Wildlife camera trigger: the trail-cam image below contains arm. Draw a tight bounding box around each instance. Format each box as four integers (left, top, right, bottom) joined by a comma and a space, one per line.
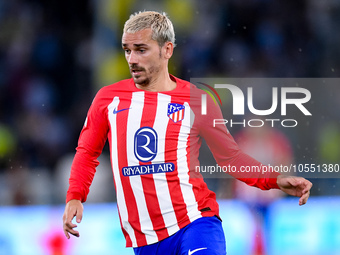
195, 89, 313, 203
195, 91, 279, 190
63, 88, 109, 238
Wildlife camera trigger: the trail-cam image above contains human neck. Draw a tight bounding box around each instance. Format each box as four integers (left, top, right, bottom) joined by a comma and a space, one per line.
135, 70, 176, 92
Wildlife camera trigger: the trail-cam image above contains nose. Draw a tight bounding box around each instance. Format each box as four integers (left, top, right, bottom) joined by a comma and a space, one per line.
127, 51, 138, 65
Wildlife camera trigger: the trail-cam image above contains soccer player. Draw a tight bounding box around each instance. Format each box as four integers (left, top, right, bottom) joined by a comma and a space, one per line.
63, 11, 312, 255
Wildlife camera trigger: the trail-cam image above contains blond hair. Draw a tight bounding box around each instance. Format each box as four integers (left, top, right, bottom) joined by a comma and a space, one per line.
123, 11, 176, 47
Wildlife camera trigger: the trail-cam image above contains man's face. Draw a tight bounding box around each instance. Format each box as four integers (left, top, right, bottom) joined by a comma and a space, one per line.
122, 28, 163, 86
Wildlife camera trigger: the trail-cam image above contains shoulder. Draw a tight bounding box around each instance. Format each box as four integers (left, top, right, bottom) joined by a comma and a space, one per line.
89, 78, 134, 110
170, 75, 205, 99
171, 75, 200, 91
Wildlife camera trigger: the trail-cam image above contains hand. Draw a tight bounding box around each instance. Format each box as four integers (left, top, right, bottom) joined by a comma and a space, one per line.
277, 175, 312, 206
63, 199, 84, 239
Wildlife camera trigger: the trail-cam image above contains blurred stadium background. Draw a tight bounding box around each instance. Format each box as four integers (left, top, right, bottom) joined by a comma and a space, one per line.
0, 0, 340, 254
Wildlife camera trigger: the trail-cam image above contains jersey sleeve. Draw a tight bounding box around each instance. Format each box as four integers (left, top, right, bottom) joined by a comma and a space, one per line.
66, 88, 109, 203
195, 91, 280, 190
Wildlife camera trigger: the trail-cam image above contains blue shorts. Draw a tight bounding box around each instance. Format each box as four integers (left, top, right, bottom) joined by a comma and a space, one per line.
133, 216, 226, 255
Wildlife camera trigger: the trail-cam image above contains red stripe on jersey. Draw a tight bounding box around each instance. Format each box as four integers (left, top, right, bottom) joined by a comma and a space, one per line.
139, 93, 168, 241
165, 98, 190, 229
114, 95, 147, 247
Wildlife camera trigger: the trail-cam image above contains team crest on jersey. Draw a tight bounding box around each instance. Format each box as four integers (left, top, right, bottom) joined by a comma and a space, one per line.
167, 103, 185, 123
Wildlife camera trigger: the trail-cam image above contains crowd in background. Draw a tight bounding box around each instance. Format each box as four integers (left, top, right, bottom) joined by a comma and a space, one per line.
0, 0, 340, 206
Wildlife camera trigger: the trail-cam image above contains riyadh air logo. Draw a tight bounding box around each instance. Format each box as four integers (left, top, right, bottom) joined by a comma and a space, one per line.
167, 103, 185, 123
134, 127, 158, 162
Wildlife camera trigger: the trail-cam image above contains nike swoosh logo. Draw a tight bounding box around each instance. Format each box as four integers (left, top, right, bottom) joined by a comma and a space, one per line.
113, 107, 130, 114
188, 247, 207, 255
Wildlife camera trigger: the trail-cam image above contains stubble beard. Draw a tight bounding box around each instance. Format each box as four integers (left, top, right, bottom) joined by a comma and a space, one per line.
131, 64, 161, 87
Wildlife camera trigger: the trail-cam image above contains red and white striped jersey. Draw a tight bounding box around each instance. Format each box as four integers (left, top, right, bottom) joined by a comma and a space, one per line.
66, 75, 279, 247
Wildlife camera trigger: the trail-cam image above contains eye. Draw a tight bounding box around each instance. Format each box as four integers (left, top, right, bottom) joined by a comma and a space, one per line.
124, 49, 131, 54
139, 49, 146, 53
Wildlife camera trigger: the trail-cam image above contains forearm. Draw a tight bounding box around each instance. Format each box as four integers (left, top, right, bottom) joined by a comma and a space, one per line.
219, 151, 280, 190
66, 147, 100, 203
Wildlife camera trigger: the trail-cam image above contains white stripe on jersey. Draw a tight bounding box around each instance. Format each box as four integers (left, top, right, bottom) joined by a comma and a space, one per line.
108, 97, 137, 247
174, 111, 178, 122
152, 93, 180, 236
178, 109, 183, 122
177, 102, 201, 222
126, 92, 158, 244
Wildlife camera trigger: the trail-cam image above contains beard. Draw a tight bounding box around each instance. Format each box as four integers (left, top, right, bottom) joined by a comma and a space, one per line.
130, 70, 149, 86
130, 64, 160, 87
132, 75, 150, 86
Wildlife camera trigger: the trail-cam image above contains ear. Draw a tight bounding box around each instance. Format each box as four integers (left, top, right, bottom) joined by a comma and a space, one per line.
162, 42, 174, 59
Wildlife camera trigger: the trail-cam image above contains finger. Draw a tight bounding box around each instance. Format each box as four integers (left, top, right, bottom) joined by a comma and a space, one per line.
65, 228, 80, 238
63, 211, 76, 228
302, 181, 313, 194
65, 221, 77, 229
63, 214, 78, 237
299, 191, 310, 206
68, 229, 80, 237
64, 223, 80, 238
76, 209, 83, 223
64, 229, 70, 239
63, 213, 70, 239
